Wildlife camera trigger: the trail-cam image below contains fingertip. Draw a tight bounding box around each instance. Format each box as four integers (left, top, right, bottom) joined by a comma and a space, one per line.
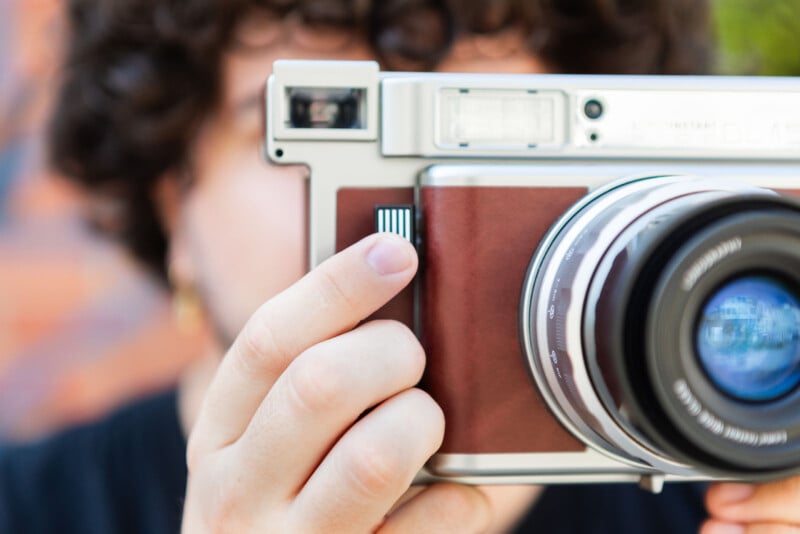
364, 232, 418, 276
408, 388, 446, 451
706, 482, 755, 512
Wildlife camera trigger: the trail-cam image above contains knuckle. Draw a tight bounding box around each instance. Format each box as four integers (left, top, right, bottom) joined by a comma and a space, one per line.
186, 457, 254, 534
285, 352, 345, 414
206, 480, 250, 533
316, 267, 358, 315
340, 442, 400, 498
237, 305, 293, 376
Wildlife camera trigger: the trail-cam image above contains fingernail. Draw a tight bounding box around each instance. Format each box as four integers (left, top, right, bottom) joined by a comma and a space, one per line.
366, 235, 414, 275
704, 521, 745, 534
713, 483, 755, 505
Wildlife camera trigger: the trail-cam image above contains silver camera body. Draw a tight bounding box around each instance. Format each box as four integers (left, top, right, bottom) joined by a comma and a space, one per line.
265, 60, 800, 490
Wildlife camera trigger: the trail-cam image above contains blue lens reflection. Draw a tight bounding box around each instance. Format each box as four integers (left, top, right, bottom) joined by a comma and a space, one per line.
696, 275, 800, 402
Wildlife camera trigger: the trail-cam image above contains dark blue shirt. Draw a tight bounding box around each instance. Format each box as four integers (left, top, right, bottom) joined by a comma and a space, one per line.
0, 389, 707, 533
0, 390, 187, 534
514, 480, 707, 532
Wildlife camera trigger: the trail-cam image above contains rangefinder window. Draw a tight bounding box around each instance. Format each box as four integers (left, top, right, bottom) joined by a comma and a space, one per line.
286, 87, 366, 129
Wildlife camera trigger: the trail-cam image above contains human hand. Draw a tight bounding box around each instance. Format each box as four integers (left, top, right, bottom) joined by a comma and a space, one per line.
181, 233, 491, 533
703, 477, 800, 533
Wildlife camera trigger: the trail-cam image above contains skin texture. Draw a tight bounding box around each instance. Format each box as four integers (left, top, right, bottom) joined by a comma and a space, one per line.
160, 20, 542, 533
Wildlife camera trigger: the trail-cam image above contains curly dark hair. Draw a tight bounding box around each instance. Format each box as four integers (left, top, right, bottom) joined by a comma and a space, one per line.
49, 0, 711, 280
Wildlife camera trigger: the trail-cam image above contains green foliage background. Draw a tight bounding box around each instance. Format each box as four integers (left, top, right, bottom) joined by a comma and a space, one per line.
714, 0, 800, 75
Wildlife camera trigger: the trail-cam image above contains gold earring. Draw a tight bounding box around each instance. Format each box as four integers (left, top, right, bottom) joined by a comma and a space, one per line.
173, 284, 203, 333
168, 265, 203, 333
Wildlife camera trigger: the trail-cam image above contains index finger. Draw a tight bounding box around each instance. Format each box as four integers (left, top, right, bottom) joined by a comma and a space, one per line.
188, 232, 418, 461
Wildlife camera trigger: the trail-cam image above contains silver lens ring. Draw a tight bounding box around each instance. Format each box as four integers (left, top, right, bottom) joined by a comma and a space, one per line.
520, 175, 777, 478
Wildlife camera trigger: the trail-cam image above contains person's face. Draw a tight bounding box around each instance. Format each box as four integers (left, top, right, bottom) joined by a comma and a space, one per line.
159, 14, 545, 348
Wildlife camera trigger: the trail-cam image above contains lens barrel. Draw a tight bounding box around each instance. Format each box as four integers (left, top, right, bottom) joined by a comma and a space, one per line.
523, 176, 800, 480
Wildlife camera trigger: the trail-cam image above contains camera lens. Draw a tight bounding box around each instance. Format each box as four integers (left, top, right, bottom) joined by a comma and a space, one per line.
696, 275, 800, 402
584, 99, 603, 120
524, 175, 800, 479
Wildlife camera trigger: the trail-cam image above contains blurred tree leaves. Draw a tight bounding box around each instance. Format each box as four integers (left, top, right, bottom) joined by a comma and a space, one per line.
714, 0, 800, 75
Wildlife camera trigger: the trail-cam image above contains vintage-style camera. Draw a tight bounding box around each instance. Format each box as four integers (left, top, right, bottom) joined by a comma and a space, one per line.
264, 60, 800, 491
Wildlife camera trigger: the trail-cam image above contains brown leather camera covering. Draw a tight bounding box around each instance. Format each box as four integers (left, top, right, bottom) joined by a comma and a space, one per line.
418, 186, 587, 453
337, 186, 800, 454
337, 186, 587, 454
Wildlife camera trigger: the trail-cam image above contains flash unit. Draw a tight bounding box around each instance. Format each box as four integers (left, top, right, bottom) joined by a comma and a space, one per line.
437, 88, 566, 149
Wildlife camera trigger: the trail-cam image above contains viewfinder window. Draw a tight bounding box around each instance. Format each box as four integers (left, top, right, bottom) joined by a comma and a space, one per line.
286, 87, 366, 129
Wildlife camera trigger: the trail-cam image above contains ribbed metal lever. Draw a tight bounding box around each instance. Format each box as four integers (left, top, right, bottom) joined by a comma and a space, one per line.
374, 205, 415, 243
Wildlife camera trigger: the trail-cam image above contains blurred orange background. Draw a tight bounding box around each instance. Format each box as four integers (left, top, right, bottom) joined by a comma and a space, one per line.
0, 0, 209, 442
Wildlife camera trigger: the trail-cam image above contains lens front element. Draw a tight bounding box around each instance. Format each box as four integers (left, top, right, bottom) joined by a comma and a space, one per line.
697, 275, 800, 402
